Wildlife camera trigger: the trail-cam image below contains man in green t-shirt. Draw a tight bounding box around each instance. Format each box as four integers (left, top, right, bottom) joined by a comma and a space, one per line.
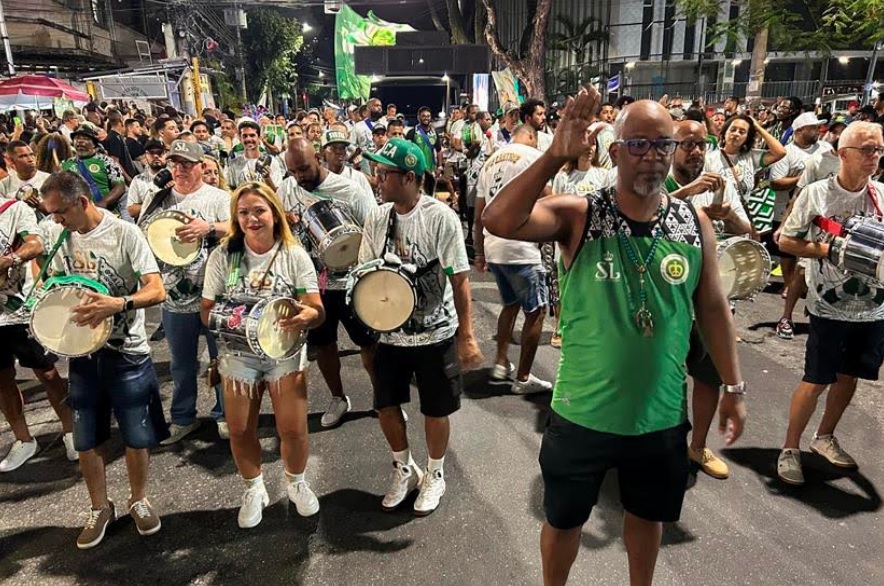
405, 107, 441, 173
482, 88, 747, 586
61, 124, 126, 212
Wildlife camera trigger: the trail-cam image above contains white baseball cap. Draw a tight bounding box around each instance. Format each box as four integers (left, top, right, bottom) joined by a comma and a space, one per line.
792, 112, 823, 130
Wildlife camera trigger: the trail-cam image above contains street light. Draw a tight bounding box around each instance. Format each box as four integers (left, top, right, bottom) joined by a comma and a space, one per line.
303, 23, 313, 32
442, 74, 450, 113
838, 56, 850, 65
732, 59, 742, 66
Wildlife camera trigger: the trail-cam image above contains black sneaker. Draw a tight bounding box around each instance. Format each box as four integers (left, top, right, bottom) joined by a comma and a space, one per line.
776, 318, 794, 340
150, 324, 165, 342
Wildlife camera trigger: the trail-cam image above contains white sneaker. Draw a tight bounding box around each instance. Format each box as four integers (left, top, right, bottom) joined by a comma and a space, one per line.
490, 362, 515, 382
0, 439, 39, 472
287, 480, 320, 516
160, 421, 201, 446
320, 396, 351, 428
63, 432, 78, 461
413, 469, 446, 516
382, 461, 424, 511
217, 421, 230, 440
511, 373, 553, 395
238, 484, 270, 529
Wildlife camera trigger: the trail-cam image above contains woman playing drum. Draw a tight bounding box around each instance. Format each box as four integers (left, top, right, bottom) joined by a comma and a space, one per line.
201, 182, 325, 529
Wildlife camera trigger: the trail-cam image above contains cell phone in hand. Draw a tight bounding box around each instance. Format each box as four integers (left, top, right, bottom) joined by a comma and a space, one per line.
13, 116, 21, 126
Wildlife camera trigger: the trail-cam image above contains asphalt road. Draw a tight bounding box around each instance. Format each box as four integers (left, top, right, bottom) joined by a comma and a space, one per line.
1, 271, 882, 586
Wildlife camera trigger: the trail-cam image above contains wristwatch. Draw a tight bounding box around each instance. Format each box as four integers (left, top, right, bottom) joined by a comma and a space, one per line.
720, 382, 746, 395
122, 295, 134, 312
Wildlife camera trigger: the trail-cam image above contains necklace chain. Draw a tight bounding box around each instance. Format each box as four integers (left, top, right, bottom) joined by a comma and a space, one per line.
610, 192, 665, 337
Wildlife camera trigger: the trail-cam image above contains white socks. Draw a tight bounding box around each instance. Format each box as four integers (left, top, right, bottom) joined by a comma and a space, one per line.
428, 456, 444, 477
285, 469, 306, 485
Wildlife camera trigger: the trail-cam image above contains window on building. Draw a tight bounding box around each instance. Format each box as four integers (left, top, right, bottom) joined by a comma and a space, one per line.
683, 20, 696, 60
640, 0, 654, 60
662, 0, 676, 58
91, 0, 108, 26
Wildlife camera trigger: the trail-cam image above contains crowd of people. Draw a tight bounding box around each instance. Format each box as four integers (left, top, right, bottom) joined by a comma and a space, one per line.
0, 85, 883, 586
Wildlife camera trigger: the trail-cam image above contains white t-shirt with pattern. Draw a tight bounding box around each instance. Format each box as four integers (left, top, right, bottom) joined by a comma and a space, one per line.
0, 200, 38, 325
203, 240, 318, 301
358, 195, 468, 346
0, 171, 50, 200
39, 210, 160, 354
141, 183, 231, 313
781, 177, 884, 322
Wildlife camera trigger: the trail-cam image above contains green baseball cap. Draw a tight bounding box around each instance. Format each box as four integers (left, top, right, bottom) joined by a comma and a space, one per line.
321, 129, 351, 147
364, 138, 428, 176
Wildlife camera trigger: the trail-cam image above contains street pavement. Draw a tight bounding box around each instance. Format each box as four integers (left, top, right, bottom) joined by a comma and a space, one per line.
1, 270, 882, 586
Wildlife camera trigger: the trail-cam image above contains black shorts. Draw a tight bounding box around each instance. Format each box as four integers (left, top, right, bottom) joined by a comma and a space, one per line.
762, 221, 795, 260
373, 337, 462, 417
803, 314, 884, 384
686, 326, 722, 388
307, 289, 379, 348
0, 324, 58, 371
539, 412, 691, 529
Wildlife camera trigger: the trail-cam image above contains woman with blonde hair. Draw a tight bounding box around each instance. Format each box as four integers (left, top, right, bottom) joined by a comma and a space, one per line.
33, 132, 72, 173
201, 155, 230, 191
201, 182, 325, 529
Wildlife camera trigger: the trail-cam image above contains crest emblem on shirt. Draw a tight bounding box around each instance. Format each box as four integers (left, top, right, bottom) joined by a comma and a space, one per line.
89, 163, 100, 174
660, 254, 689, 285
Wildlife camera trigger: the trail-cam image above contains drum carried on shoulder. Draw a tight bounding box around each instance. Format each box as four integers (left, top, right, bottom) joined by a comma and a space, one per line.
302, 200, 362, 272
208, 296, 307, 361
143, 210, 204, 267
27, 275, 113, 357
716, 236, 771, 300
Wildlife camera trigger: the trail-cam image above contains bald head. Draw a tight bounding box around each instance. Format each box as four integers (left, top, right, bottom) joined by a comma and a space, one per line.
613, 100, 674, 139
673, 120, 708, 182
674, 120, 705, 140
512, 124, 538, 148
286, 137, 324, 191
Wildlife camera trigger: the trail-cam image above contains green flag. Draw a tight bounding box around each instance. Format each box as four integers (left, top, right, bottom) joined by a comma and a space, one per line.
335, 5, 415, 101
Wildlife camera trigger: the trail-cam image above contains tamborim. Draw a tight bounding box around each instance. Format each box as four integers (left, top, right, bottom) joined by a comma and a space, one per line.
143, 210, 203, 266
302, 200, 362, 272
716, 236, 771, 300
209, 296, 306, 360
28, 275, 112, 357
346, 259, 417, 333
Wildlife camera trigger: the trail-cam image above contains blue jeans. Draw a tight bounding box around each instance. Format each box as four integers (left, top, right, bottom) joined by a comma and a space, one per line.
69, 350, 169, 451
162, 309, 224, 425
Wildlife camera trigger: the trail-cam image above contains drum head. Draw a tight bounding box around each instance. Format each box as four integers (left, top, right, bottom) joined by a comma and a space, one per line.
255, 298, 304, 359
323, 231, 362, 271
353, 269, 415, 332
31, 287, 111, 356
718, 238, 769, 299
146, 216, 201, 266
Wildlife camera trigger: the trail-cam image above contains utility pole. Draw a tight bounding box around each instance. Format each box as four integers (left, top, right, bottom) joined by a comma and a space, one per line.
0, 0, 15, 76
233, 4, 248, 101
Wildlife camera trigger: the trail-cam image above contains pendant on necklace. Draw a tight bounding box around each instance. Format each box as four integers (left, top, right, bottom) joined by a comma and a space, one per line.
634, 307, 654, 337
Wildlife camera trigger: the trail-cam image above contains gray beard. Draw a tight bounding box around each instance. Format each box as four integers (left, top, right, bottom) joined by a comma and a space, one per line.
634, 175, 664, 197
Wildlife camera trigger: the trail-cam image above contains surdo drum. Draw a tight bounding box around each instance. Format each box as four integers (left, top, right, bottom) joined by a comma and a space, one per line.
301, 200, 362, 272
143, 210, 203, 267
208, 296, 306, 360
28, 275, 113, 357
346, 259, 417, 333
716, 236, 771, 300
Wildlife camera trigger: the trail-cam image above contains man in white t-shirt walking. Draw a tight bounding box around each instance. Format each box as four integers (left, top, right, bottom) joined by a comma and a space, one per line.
474, 126, 552, 395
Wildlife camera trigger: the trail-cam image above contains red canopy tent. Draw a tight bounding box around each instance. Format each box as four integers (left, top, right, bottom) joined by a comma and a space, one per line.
0, 74, 91, 111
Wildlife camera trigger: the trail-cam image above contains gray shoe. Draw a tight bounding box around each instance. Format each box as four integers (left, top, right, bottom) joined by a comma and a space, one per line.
810, 436, 858, 469
160, 421, 201, 446
777, 449, 805, 485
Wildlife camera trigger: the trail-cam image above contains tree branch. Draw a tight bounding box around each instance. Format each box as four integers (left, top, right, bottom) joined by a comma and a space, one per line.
426, 0, 448, 34
446, 0, 470, 44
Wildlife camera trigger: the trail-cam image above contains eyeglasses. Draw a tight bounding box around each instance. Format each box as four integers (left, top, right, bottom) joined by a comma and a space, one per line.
615, 138, 680, 157
677, 139, 708, 152
376, 168, 408, 181
842, 146, 884, 157
170, 160, 199, 169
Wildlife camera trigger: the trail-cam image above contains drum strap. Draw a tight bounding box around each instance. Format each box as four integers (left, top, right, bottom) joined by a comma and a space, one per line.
226, 244, 283, 293
813, 182, 883, 236
383, 206, 397, 255
23, 228, 70, 305
141, 187, 173, 220
0, 199, 16, 217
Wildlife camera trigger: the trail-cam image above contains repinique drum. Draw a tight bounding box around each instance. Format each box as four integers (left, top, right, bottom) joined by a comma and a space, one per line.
209, 296, 306, 360
346, 259, 417, 332
716, 236, 771, 300
28, 275, 112, 357
302, 200, 362, 272
839, 216, 884, 282
143, 210, 203, 266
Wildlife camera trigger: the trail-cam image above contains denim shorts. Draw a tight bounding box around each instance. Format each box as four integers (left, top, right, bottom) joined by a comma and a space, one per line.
68, 350, 169, 452
488, 262, 548, 313
218, 346, 308, 395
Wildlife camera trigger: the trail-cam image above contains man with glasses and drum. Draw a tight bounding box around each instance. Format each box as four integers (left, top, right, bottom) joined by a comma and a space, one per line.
140, 140, 231, 444
357, 138, 483, 516
483, 90, 746, 586
0, 193, 75, 472
227, 118, 285, 192
279, 137, 378, 428
666, 119, 753, 481
202, 182, 325, 529
776, 121, 884, 486
126, 138, 168, 223
38, 171, 168, 549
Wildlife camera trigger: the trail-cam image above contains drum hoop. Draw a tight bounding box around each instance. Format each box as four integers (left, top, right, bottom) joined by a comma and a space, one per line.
716, 236, 772, 300
144, 210, 203, 266
347, 264, 418, 332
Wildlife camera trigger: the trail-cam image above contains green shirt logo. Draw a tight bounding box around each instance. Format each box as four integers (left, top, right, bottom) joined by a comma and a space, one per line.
660, 254, 689, 285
